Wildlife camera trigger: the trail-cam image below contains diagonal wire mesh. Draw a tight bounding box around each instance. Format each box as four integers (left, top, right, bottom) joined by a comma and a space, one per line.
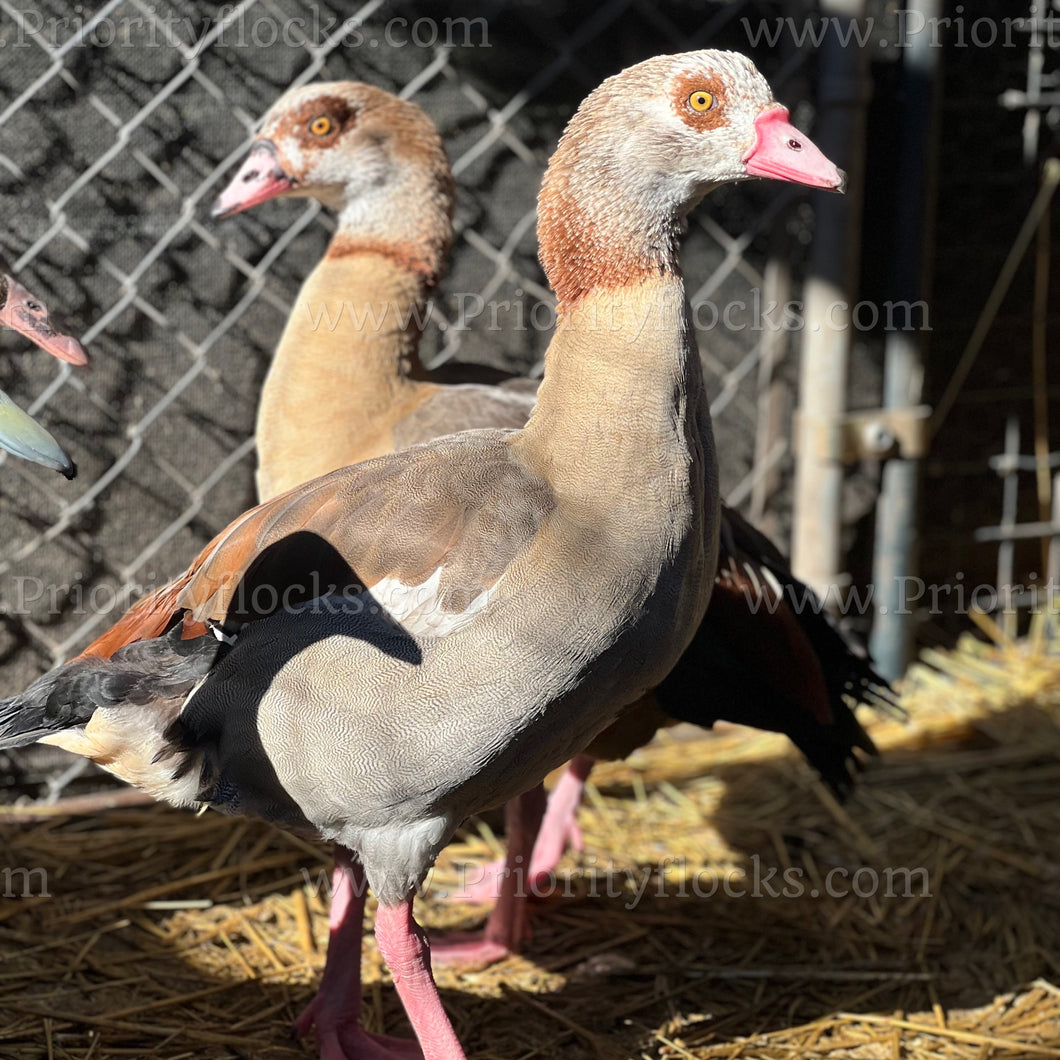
0, 0, 823, 703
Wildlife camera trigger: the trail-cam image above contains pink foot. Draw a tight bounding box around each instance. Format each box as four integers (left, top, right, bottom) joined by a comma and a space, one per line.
428, 929, 516, 969
297, 994, 423, 1060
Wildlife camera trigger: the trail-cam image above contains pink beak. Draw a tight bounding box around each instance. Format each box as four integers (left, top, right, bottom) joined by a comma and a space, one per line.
743, 107, 847, 193
212, 142, 296, 218
0, 276, 89, 366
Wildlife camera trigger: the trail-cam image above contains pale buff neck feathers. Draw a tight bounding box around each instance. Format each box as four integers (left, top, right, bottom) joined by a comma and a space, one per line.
514, 280, 702, 501
222, 82, 456, 499
255, 253, 438, 500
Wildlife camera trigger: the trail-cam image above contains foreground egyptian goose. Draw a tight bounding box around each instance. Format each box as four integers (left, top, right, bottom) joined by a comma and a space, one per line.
214, 77, 875, 971
0, 52, 842, 1059
212, 82, 534, 503
0, 272, 88, 477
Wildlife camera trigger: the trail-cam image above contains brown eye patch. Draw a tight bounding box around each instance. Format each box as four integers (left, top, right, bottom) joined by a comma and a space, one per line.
671, 73, 727, 131
289, 95, 353, 145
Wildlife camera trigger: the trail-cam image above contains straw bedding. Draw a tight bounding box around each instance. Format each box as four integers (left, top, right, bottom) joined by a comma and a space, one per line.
0, 611, 1058, 1059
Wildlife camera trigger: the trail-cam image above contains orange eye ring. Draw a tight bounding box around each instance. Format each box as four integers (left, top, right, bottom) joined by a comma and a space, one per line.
309, 115, 333, 137
688, 91, 714, 112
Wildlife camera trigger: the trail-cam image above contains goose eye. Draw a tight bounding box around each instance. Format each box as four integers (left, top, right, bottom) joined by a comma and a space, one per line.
688, 91, 714, 112
309, 115, 333, 137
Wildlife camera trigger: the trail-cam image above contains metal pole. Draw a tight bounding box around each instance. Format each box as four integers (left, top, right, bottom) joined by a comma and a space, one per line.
1049, 471, 1060, 587
792, 0, 870, 601
998, 416, 1021, 639
751, 0, 801, 542
1032, 169, 1053, 577
869, 0, 942, 680
751, 222, 793, 540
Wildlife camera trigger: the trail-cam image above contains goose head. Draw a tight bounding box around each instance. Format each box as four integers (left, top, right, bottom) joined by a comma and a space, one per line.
0, 274, 87, 366
212, 82, 454, 285
538, 50, 845, 304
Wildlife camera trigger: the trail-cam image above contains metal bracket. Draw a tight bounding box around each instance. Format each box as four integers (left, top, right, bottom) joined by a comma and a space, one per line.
795, 405, 933, 464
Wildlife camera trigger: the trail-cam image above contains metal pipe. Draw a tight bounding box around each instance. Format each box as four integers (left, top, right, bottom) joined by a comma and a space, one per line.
1049, 471, 1060, 586
751, 0, 801, 542
998, 416, 1021, 637
791, 0, 870, 601
975, 519, 1060, 544
751, 221, 793, 539
1032, 168, 1053, 576
869, 0, 942, 679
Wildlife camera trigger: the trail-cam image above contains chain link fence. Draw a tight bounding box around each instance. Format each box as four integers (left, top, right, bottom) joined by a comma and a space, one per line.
0, 0, 833, 717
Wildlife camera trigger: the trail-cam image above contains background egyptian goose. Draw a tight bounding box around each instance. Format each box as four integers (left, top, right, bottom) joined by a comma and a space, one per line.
214, 76, 875, 973
0, 272, 88, 477
212, 82, 534, 503
0, 49, 823, 1060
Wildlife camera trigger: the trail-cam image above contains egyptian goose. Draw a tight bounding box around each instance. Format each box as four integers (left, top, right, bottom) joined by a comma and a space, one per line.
214, 77, 877, 969
0, 272, 87, 477
212, 82, 534, 503
0, 51, 843, 1060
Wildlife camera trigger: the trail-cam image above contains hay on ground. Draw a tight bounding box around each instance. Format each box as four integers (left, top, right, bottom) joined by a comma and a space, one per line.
0, 610, 1058, 1059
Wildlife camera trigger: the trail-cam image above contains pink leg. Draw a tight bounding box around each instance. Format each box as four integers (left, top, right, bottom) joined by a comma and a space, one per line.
525, 754, 592, 874
375, 899, 466, 1060
295, 845, 423, 1060
431, 783, 546, 966
452, 755, 594, 905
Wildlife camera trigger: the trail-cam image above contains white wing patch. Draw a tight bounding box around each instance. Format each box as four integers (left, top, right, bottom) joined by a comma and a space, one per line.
367, 567, 497, 638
